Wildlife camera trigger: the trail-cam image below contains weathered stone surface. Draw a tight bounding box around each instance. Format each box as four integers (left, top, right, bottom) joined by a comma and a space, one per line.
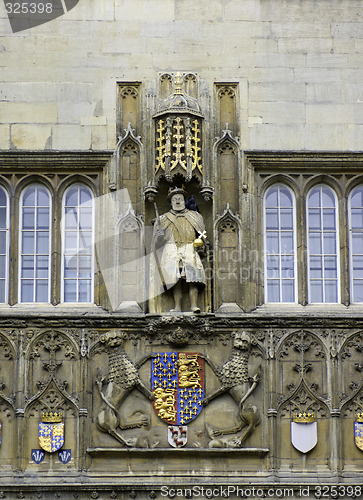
11, 124, 52, 149
1, 0, 363, 496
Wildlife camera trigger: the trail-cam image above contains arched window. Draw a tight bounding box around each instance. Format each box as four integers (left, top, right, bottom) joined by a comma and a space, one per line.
264, 184, 297, 303
0, 186, 9, 303
62, 184, 94, 303
19, 184, 51, 303
307, 184, 339, 303
349, 185, 363, 303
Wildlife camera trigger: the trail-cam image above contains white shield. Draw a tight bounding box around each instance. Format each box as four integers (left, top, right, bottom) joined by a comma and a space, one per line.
168, 425, 188, 448
291, 421, 317, 453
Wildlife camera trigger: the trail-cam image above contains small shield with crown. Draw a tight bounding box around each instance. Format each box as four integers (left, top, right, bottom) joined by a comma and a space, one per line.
39, 412, 64, 453
354, 413, 363, 451
291, 412, 317, 453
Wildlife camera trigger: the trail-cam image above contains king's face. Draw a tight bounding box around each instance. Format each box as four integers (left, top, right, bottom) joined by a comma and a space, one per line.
171, 194, 186, 211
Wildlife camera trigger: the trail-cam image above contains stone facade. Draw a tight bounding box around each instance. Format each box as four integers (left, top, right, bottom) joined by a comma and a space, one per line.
1, 0, 363, 498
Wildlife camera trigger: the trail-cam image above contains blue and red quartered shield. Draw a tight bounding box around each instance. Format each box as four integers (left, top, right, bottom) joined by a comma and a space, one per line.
152, 352, 204, 425
354, 421, 363, 451
39, 422, 64, 453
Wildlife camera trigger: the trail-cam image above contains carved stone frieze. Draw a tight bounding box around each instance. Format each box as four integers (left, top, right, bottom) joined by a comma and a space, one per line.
94, 330, 154, 447
338, 331, 363, 413
276, 330, 329, 416
202, 330, 262, 448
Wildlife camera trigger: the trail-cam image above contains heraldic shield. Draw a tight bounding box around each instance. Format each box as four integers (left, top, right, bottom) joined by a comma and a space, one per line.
152, 352, 204, 425
354, 414, 363, 451
39, 412, 65, 453
291, 413, 317, 454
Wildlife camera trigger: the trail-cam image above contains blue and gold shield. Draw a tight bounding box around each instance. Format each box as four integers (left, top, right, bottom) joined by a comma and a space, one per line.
354, 421, 363, 451
39, 422, 64, 453
152, 352, 204, 425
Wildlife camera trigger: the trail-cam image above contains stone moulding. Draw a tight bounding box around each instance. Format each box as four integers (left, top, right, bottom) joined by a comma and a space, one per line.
244, 151, 363, 171
0, 151, 113, 169
86, 447, 269, 457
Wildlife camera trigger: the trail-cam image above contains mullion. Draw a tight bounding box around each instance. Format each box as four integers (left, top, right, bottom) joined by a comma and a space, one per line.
0, 188, 9, 303
76, 187, 80, 302
277, 186, 282, 302
321, 189, 327, 301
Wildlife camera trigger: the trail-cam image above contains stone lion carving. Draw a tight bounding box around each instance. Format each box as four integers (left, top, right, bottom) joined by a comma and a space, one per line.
202, 330, 260, 448
95, 331, 154, 447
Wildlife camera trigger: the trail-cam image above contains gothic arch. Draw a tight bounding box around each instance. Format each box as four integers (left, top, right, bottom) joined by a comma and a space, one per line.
214, 205, 242, 310
276, 330, 328, 414
159, 73, 173, 99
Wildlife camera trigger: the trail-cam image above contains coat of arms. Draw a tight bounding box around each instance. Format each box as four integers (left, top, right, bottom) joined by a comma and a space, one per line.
354, 413, 363, 451
168, 425, 188, 448
39, 412, 65, 453
290, 412, 317, 453
152, 352, 204, 426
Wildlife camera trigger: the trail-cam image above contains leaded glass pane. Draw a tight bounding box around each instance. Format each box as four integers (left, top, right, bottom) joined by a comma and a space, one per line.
65, 187, 78, 207
310, 281, 323, 303
20, 185, 50, 302
62, 184, 94, 303
265, 188, 278, 207
352, 233, 363, 254
0, 207, 6, 229
322, 186, 335, 207
0, 231, 6, 254
353, 256, 363, 279
264, 184, 296, 303
307, 185, 339, 303
279, 187, 293, 207
0, 255, 5, 276
0, 280, 5, 303
281, 232, 294, 253
267, 281, 280, 302
280, 209, 293, 230
265, 209, 279, 230
64, 280, 77, 302
349, 186, 363, 302
325, 280, 338, 303
282, 280, 295, 302
353, 282, 363, 302
266, 233, 279, 254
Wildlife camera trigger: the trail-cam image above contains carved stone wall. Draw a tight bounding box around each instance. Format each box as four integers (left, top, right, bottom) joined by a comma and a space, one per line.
0, 317, 361, 498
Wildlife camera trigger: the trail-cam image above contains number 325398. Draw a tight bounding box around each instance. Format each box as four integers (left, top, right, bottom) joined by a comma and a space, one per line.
5, 3, 53, 14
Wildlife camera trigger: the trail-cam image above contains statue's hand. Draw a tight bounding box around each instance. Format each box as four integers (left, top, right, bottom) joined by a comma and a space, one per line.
156, 229, 165, 239
252, 372, 260, 384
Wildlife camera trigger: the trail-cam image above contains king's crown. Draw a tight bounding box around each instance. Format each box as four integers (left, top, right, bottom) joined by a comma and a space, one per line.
41, 411, 63, 423
292, 412, 315, 423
